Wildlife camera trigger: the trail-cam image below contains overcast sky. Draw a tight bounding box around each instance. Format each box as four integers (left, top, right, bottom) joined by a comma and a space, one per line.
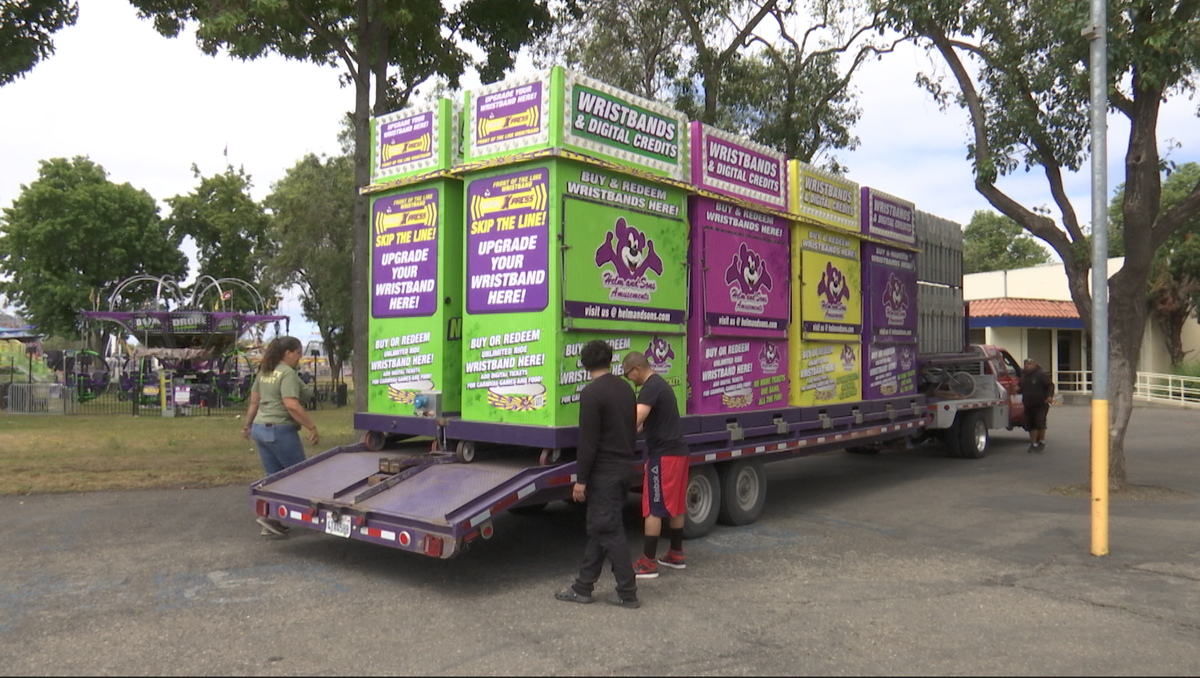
2, 0, 1198, 339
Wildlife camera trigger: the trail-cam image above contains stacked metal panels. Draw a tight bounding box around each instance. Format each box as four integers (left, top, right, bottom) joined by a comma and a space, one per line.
915, 210, 966, 355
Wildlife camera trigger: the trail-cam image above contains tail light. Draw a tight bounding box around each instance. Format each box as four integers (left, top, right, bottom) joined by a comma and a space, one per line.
422, 535, 444, 558
255, 499, 269, 517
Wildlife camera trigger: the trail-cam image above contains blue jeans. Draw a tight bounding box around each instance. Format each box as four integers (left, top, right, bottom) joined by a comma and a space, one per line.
251, 423, 307, 475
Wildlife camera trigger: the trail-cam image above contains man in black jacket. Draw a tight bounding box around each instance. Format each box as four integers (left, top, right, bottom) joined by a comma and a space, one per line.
555, 340, 640, 609
1018, 357, 1055, 453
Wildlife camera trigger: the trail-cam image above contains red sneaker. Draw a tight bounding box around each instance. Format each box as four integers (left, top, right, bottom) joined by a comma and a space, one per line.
633, 556, 659, 579
658, 549, 686, 570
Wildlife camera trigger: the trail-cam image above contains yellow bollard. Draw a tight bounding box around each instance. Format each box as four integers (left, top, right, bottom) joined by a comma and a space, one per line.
1091, 399, 1109, 556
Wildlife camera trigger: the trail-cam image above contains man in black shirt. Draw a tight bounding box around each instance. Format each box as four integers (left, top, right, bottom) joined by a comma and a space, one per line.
1018, 357, 1055, 453
555, 340, 640, 609
621, 351, 689, 580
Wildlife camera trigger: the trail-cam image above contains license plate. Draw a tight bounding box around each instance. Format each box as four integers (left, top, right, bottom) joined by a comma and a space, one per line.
324, 513, 352, 538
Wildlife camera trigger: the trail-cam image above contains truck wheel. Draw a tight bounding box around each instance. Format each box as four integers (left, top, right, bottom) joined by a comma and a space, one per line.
364, 430, 386, 451
455, 440, 476, 463
682, 464, 721, 539
717, 459, 767, 526
958, 411, 989, 459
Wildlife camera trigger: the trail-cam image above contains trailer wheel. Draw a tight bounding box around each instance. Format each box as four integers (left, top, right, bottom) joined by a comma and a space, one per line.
958, 411, 989, 459
717, 459, 767, 526
455, 440, 476, 464
364, 430, 386, 452
683, 465, 721, 539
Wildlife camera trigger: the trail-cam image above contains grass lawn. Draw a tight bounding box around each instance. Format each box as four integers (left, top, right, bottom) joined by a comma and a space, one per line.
0, 405, 360, 495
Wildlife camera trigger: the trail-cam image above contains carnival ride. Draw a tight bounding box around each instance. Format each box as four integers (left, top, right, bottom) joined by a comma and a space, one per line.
73, 275, 288, 411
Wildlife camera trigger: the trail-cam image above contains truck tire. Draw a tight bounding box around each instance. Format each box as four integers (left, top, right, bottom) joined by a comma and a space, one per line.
944, 417, 964, 458
683, 464, 721, 539
717, 459, 767, 526
957, 411, 989, 459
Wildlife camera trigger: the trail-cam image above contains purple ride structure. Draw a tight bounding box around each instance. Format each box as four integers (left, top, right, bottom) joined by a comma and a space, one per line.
75, 275, 289, 415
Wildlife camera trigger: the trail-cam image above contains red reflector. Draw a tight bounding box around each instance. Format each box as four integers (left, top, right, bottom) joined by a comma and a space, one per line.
422, 535, 443, 558
944, 405, 950, 411
481, 524, 494, 540
255, 499, 269, 517
276, 504, 286, 518
398, 531, 411, 547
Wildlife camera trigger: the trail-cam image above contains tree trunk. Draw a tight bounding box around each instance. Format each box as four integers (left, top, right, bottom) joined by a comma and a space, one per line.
1104, 267, 1152, 491
350, 0, 372, 426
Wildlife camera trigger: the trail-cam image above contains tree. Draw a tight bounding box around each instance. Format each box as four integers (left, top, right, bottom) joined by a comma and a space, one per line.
164, 164, 277, 310
264, 153, 354, 382
882, 1, 1200, 489
0, 0, 78, 86
671, 0, 782, 124
0, 157, 187, 344
536, 0, 687, 99
1110, 163, 1200, 366
132, 0, 552, 416
963, 210, 1052, 274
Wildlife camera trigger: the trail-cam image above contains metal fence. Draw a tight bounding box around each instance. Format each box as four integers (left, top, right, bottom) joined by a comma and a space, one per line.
1055, 370, 1200, 409
5, 383, 77, 414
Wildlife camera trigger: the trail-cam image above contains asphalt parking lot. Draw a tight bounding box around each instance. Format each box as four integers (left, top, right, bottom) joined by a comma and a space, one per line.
2, 404, 1198, 676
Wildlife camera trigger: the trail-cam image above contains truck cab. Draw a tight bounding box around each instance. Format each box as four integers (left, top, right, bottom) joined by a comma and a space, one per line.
971, 344, 1026, 427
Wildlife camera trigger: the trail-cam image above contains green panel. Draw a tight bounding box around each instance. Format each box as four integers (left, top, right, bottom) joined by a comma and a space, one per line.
366, 178, 464, 414
561, 69, 690, 180
553, 331, 687, 426
559, 162, 689, 334
461, 161, 561, 424
371, 99, 459, 185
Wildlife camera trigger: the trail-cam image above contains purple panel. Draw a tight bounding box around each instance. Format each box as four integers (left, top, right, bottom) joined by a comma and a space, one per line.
354, 413, 443, 438
261, 452, 387, 502
465, 167, 550, 314
356, 463, 530, 522
861, 187, 916, 246
687, 336, 789, 415
372, 188, 440, 318
695, 201, 790, 337
864, 343, 919, 400
690, 122, 788, 210
379, 111, 435, 171
473, 81, 544, 149
863, 242, 918, 344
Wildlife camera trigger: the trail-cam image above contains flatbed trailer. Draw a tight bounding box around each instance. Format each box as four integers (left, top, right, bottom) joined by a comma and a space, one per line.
249, 388, 1009, 559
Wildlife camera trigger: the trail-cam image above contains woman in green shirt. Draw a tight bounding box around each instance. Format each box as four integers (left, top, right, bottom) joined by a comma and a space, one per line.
242, 335, 319, 536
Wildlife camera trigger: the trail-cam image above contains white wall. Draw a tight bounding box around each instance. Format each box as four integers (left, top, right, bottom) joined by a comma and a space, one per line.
966, 257, 1200, 374
963, 258, 1124, 301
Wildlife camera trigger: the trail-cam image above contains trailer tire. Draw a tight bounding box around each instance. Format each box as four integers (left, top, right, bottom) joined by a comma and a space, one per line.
958, 411, 989, 459
717, 459, 767, 526
683, 465, 721, 540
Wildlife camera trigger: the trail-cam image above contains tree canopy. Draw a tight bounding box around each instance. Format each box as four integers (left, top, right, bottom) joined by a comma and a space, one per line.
132, 0, 551, 415
264, 153, 355, 381
541, 0, 900, 169
0, 0, 78, 86
164, 164, 277, 311
882, 0, 1200, 487
963, 210, 1052, 274
1110, 163, 1200, 366
0, 157, 187, 341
